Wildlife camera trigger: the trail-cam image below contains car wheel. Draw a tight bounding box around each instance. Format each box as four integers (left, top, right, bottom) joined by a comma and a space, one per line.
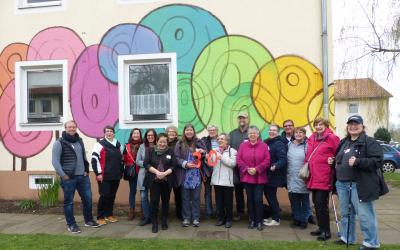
382, 161, 395, 173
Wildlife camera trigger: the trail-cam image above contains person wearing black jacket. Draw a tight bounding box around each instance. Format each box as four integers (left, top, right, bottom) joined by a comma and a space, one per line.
263, 124, 287, 227
200, 124, 219, 219
144, 133, 176, 233
91, 125, 123, 226
330, 115, 382, 250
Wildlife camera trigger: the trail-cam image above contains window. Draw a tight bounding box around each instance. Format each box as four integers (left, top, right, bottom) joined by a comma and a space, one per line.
17, 0, 62, 8
29, 175, 54, 189
15, 60, 68, 131
118, 53, 178, 129
348, 103, 359, 114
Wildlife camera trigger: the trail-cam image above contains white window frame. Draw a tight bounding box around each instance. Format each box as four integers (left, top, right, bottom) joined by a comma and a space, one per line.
348, 102, 359, 114
15, 0, 66, 14
15, 60, 69, 131
29, 174, 55, 190
118, 53, 178, 129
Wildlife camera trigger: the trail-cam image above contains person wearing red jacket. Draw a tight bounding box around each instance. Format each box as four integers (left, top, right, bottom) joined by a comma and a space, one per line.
237, 125, 270, 231
306, 117, 340, 241
122, 128, 143, 221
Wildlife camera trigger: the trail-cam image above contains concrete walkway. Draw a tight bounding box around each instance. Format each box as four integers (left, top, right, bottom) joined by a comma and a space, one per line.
0, 187, 399, 245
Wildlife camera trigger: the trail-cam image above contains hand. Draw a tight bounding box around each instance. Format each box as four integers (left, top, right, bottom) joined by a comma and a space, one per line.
63, 175, 70, 181
96, 175, 103, 182
349, 156, 356, 167
187, 162, 196, 169
328, 157, 335, 165
196, 148, 205, 153
247, 167, 256, 175
270, 165, 276, 171
155, 171, 165, 180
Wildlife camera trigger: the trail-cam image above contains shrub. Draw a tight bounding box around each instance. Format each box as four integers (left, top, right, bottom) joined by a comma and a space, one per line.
374, 127, 391, 143
38, 178, 61, 207
19, 199, 35, 210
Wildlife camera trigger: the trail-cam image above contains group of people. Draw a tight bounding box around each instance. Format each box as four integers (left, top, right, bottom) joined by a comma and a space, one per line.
52, 113, 383, 250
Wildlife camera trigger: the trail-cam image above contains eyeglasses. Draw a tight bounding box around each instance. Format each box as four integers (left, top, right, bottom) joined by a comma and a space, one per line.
284, 125, 294, 127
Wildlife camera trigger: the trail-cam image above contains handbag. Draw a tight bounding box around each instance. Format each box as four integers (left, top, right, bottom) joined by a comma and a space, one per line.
123, 164, 137, 181
376, 168, 389, 196
299, 141, 322, 181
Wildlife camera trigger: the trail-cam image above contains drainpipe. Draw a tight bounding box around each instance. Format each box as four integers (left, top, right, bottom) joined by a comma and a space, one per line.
321, 0, 329, 119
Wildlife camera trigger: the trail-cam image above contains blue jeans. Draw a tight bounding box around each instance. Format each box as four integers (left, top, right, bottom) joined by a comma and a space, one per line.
140, 189, 150, 221
288, 192, 309, 223
182, 185, 201, 221
204, 178, 213, 216
128, 177, 138, 209
61, 175, 94, 226
244, 183, 264, 223
336, 181, 380, 247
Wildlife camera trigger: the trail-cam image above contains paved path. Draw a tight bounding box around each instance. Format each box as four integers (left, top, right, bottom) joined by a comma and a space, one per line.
0, 187, 399, 245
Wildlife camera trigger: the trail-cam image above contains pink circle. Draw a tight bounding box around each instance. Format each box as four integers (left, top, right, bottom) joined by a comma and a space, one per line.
0, 80, 52, 158
70, 45, 118, 138
27, 26, 86, 79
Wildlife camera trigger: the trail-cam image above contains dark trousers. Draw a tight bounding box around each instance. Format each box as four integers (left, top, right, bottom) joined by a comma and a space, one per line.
215, 185, 234, 222
312, 189, 330, 233
288, 192, 310, 223
203, 178, 213, 216
244, 183, 264, 223
97, 179, 120, 219
264, 185, 281, 221
173, 186, 182, 219
234, 182, 245, 215
150, 181, 171, 224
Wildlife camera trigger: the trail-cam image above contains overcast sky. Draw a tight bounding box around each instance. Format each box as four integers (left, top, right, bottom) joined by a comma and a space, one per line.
332, 0, 400, 127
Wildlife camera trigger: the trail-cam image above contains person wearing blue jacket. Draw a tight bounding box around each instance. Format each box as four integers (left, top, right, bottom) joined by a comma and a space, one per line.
263, 124, 288, 227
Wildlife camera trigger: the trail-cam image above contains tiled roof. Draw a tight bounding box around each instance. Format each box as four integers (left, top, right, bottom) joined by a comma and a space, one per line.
334, 78, 393, 100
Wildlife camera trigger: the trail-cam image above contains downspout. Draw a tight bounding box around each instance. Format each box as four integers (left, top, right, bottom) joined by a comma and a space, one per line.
321, 0, 329, 119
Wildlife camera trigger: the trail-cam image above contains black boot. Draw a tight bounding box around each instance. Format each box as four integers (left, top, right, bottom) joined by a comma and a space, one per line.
317, 232, 331, 241
161, 218, 168, 230
152, 220, 158, 233
248, 221, 255, 229
310, 228, 322, 236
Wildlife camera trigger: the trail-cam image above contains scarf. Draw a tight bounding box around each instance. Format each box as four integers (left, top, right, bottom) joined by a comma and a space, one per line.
62, 131, 80, 143
154, 146, 169, 155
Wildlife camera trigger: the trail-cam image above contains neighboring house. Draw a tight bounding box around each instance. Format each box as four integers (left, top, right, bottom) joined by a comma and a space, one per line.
0, 0, 335, 202
334, 78, 393, 138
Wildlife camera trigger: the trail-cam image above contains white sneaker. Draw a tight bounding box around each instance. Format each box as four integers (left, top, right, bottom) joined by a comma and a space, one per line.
263, 218, 270, 224
264, 219, 280, 226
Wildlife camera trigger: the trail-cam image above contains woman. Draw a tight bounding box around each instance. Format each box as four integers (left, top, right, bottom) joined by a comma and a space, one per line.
122, 128, 142, 221
263, 124, 287, 227
174, 123, 206, 227
136, 129, 158, 226
287, 127, 309, 229
306, 117, 339, 241
330, 115, 382, 249
143, 133, 176, 233
237, 125, 270, 231
91, 125, 123, 226
211, 133, 237, 228
166, 125, 182, 220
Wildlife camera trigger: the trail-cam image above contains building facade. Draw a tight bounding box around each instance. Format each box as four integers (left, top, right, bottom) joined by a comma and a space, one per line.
0, 0, 334, 202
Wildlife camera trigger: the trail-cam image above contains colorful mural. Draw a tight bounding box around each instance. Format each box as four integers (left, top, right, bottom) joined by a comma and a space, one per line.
0, 3, 335, 171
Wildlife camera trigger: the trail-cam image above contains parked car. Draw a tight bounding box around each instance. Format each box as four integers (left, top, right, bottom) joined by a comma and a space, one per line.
381, 144, 400, 173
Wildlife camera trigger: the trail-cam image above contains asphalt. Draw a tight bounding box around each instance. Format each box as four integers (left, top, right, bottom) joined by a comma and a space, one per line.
0, 186, 399, 245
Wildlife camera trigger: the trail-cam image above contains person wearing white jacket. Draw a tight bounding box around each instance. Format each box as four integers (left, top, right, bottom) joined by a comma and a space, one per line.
211, 133, 237, 228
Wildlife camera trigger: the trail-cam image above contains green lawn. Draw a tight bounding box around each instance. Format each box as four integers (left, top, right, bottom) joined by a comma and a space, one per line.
384, 172, 400, 188
1, 234, 399, 250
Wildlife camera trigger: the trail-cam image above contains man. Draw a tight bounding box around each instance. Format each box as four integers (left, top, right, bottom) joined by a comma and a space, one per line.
92, 125, 123, 226
52, 120, 99, 234
282, 119, 295, 143
282, 119, 317, 225
229, 112, 249, 220
201, 124, 219, 219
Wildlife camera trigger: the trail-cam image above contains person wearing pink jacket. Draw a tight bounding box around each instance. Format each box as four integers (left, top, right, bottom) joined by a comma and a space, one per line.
306, 117, 340, 241
237, 125, 270, 231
